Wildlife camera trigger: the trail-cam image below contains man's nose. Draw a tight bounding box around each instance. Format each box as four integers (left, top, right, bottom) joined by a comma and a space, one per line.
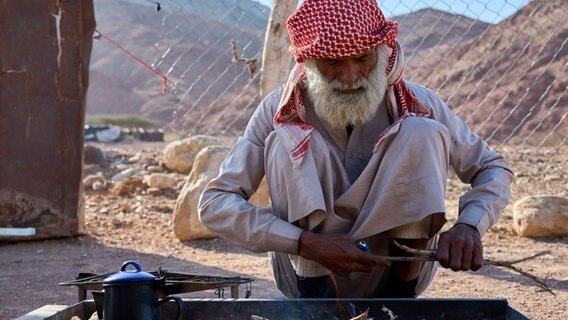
338, 61, 362, 85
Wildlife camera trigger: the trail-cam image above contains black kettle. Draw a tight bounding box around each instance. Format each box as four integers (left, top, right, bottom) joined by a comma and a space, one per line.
98, 260, 183, 320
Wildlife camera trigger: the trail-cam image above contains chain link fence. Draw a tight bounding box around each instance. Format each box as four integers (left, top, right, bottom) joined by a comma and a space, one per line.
90, 0, 567, 202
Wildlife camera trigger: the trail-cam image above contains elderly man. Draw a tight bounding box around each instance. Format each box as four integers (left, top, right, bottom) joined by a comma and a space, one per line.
199, 0, 513, 298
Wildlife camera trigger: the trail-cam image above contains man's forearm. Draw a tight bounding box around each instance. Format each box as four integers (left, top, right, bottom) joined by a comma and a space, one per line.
199, 187, 304, 254
457, 165, 514, 235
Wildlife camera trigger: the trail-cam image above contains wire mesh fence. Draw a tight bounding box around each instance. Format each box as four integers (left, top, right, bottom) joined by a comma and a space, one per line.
90, 0, 567, 202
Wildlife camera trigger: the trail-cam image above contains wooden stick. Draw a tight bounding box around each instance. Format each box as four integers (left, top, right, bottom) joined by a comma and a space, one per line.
484, 259, 555, 295
231, 40, 257, 78
391, 240, 555, 295
392, 240, 437, 258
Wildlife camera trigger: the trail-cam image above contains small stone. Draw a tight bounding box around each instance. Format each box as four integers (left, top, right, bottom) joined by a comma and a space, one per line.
111, 167, 140, 181
92, 181, 106, 191
115, 163, 129, 171
144, 173, 176, 189
146, 165, 164, 173
147, 187, 162, 196
83, 175, 107, 189
120, 201, 132, 213
84, 145, 106, 165
128, 153, 141, 163
112, 218, 124, 227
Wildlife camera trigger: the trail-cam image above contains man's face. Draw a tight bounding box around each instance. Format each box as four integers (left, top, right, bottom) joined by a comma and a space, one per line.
305, 46, 389, 128
315, 49, 379, 88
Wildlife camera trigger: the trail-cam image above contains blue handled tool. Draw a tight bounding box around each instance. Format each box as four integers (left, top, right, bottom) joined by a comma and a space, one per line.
355, 240, 369, 252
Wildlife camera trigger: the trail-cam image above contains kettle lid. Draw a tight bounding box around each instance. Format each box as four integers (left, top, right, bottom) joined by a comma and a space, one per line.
103, 260, 160, 286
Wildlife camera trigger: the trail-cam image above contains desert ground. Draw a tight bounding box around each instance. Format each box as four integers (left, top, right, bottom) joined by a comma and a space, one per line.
1, 141, 566, 320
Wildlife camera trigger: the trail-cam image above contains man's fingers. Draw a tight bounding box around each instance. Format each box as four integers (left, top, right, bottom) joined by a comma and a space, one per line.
354, 251, 391, 268
449, 237, 464, 271
437, 224, 485, 272
373, 255, 391, 267
471, 246, 484, 271
351, 261, 375, 273
460, 241, 474, 271
436, 234, 451, 268
331, 253, 389, 275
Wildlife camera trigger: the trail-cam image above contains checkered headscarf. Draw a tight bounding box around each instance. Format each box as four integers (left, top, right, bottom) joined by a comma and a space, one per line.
287, 0, 398, 63
274, 0, 429, 168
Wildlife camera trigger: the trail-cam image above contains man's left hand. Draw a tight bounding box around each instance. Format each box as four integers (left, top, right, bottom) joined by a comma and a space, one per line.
436, 223, 483, 272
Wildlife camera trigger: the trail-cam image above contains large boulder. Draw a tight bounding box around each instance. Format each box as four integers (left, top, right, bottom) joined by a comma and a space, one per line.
162, 135, 221, 174
513, 195, 568, 237
173, 146, 271, 240
174, 146, 230, 240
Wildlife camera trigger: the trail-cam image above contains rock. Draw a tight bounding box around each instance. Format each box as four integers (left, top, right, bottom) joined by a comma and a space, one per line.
173, 146, 271, 240
115, 163, 129, 171
146, 165, 164, 173
111, 167, 144, 182
513, 195, 568, 237
84, 144, 106, 165
92, 181, 106, 191
147, 187, 162, 196
162, 135, 221, 174
111, 176, 146, 196
112, 218, 124, 227
173, 146, 229, 240
128, 153, 141, 163
132, 128, 165, 142
144, 173, 176, 189
83, 175, 107, 189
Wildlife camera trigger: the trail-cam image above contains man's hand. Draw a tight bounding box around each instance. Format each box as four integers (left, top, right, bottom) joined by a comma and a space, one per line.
436, 223, 483, 272
298, 231, 390, 276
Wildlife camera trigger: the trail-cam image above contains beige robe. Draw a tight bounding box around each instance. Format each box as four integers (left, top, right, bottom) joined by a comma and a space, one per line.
199, 81, 514, 298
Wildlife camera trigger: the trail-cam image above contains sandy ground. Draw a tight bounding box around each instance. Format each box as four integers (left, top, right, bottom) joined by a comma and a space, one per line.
1, 141, 566, 320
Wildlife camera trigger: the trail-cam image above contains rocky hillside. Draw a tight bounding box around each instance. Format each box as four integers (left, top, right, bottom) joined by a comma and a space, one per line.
87, 1, 493, 128
405, 0, 567, 141
394, 8, 490, 58
87, 0, 566, 141
88, 0, 267, 128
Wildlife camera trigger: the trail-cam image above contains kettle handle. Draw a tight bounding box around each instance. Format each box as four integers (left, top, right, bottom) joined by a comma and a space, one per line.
120, 260, 142, 272
157, 296, 183, 320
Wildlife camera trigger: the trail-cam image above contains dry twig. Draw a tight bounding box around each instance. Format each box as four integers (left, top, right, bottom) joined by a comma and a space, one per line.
392, 240, 554, 295
231, 40, 257, 78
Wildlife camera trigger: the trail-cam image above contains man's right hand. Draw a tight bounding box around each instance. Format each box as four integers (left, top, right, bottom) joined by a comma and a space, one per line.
298, 231, 391, 276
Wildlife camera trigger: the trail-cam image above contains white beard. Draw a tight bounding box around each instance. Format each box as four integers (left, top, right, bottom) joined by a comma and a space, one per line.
305, 49, 388, 128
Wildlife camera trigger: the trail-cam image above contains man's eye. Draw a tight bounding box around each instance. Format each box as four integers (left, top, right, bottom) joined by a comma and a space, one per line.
325, 60, 340, 66
357, 56, 370, 62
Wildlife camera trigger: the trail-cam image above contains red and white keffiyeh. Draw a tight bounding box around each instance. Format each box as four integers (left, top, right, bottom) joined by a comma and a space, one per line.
274, 0, 430, 168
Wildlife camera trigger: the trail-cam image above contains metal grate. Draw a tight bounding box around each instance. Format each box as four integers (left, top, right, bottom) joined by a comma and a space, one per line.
59, 268, 254, 301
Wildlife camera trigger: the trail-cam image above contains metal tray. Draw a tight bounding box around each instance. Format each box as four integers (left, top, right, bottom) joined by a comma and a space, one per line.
22, 298, 528, 320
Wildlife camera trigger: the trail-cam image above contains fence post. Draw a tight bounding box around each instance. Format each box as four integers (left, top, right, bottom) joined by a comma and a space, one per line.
260, 0, 298, 99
